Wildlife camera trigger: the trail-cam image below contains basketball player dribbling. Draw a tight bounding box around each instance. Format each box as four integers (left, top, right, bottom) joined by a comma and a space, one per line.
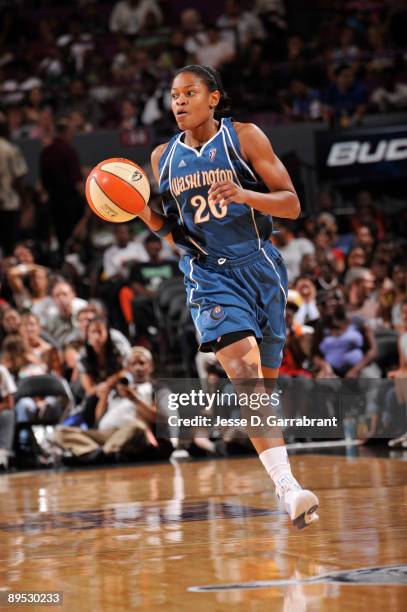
138, 64, 319, 529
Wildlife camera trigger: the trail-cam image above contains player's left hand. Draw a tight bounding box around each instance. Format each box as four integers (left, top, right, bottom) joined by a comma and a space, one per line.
208, 181, 247, 207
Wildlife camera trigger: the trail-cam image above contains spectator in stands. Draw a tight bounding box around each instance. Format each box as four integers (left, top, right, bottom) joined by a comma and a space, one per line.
318, 211, 353, 254
60, 79, 100, 129
278, 35, 309, 84
345, 247, 367, 280
0, 118, 28, 255
281, 79, 321, 122
156, 29, 186, 72
43, 280, 87, 346
20, 312, 61, 375
392, 264, 407, 329
180, 8, 206, 56
323, 64, 367, 127
0, 307, 21, 347
6, 259, 50, 311
346, 267, 378, 323
6, 105, 26, 140
61, 235, 88, 295
273, 220, 315, 283
23, 86, 47, 133
119, 99, 139, 130
353, 224, 376, 266
139, 74, 172, 127
13, 242, 35, 265
127, 234, 180, 344
313, 300, 378, 379
299, 252, 319, 283
54, 346, 173, 464
216, 0, 265, 50
103, 225, 147, 283
330, 26, 360, 67
194, 26, 235, 71
0, 363, 16, 470
101, 224, 147, 331
9, 311, 65, 456
313, 229, 345, 277
31, 107, 55, 146
366, 25, 394, 73
66, 304, 131, 359
56, 16, 94, 74
61, 340, 83, 405
1, 333, 48, 379
78, 316, 127, 409
40, 119, 85, 259
315, 258, 340, 294
109, 0, 163, 35
294, 277, 320, 325
370, 70, 407, 112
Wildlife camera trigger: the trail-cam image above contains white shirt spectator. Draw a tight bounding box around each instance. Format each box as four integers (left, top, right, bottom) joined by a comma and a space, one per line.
195, 36, 235, 70
0, 364, 17, 396
103, 240, 148, 280
109, 0, 162, 35
32, 296, 55, 328
216, 12, 265, 48
98, 381, 152, 430
0, 137, 27, 211
185, 31, 210, 55
370, 82, 407, 111
294, 301, 320, 325
44, 297, 88, 346
278, 238, 315, 283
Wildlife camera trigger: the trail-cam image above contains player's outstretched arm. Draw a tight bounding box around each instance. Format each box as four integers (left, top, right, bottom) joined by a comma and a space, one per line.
208, 123, 300, 219
137, 143, 176, 246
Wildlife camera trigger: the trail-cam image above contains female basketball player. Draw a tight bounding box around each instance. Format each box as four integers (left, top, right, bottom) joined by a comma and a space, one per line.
138, 65, 319, 529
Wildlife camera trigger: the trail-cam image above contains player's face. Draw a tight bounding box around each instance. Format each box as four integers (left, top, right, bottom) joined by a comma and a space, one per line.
171, 72, 220, 130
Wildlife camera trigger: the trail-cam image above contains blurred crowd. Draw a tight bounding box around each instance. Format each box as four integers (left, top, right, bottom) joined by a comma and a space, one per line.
0, 159, 406, 470
1, 0, 407, 138
0, 0, 406, 472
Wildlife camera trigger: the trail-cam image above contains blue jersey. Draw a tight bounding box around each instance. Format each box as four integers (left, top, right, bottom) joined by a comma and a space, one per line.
158, 117, 273, 259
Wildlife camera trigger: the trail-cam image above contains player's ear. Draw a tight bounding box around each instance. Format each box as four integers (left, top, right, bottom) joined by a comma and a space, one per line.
209, 90, 221, 110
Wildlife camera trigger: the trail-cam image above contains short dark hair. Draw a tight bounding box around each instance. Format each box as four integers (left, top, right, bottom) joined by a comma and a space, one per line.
144, 233, 161, 245
173, 64, 231, 117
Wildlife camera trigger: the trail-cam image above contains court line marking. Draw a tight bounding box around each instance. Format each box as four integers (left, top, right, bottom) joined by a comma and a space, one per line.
188, 564, 407, 591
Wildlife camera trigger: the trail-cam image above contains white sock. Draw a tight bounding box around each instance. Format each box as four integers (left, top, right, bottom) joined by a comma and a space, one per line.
259, 446, 294, 486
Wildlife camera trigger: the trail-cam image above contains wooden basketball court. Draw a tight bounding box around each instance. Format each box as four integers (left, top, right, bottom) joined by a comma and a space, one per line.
0, 453, 406, 611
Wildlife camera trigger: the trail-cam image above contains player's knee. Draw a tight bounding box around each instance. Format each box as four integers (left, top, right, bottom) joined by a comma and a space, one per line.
232, 360, 260, 379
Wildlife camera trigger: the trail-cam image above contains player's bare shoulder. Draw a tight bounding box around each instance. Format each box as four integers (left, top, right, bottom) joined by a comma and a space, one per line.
151, 142, 169, 182
151, 142, 168, 165
232, 122, 271, 160
233, 121, 264, 140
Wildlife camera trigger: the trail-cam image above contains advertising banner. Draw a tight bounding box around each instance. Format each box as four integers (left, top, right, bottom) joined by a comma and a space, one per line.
315, 125, 407, 183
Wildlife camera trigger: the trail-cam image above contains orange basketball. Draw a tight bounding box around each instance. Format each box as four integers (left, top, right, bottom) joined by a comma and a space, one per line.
85, 158, 150, 223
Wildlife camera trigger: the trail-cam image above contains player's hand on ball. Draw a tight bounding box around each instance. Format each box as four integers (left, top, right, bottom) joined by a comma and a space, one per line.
208, 181, 247, 207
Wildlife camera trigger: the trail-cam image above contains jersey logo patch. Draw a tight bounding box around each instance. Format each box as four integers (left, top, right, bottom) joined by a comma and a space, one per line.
210, 305, 225, 321
178, 159, 187, 168
201, 305, 226, 329
209, 147, 217, 161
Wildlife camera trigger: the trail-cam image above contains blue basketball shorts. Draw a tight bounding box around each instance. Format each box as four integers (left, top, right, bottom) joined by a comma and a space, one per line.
179, 240, 288, 369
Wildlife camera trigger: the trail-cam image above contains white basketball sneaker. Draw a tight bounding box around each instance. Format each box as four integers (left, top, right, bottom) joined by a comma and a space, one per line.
275, 474, 319, 530
388, 432, 407, 448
